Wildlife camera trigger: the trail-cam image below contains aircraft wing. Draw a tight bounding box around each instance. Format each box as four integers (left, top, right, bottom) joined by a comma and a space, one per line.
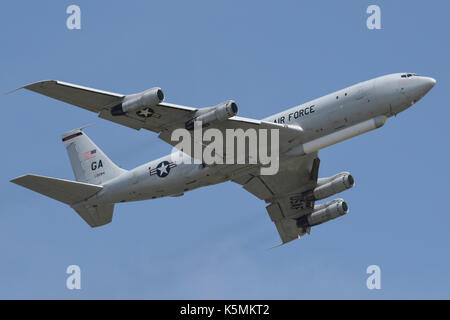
232, 154, 320, 244
18, 80, 197, 133
18, 80, 305, 157
20, 80, 125, 113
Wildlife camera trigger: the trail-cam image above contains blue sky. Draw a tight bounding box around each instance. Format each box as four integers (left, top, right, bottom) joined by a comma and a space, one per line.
1, 0, 449, 299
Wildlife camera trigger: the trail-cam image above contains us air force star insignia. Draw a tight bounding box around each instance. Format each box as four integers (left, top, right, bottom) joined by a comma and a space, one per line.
157, 161, 169, 177
150, 161, 177, 178
136, 107, 154, 118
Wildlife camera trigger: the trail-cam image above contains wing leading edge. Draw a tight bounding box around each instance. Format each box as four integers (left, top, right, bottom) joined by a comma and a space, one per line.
16, 80, 198, 133
16, 80, 306, 159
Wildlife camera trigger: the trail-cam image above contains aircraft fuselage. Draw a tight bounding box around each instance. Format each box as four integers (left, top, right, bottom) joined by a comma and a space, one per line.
88, 73, 435, 205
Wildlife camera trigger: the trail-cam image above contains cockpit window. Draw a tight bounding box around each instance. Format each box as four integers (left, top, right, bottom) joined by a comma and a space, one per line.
401, 73, 417, 78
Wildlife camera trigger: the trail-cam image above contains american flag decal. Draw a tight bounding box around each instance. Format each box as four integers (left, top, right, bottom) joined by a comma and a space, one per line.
83, 149, 97, 160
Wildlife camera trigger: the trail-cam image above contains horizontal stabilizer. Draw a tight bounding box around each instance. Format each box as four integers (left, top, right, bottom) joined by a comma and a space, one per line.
11, 174, 102, 205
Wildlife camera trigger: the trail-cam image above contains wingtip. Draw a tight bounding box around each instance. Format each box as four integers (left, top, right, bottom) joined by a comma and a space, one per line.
4, 86, 23, 95
10, 174, 28, 184
5, 80, 58, 95
266, 242, 285, 250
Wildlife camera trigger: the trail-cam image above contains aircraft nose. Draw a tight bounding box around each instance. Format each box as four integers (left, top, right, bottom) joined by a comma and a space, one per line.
424, 77, 436, 91
421, 76, 436, 93
410, 76, 436, 100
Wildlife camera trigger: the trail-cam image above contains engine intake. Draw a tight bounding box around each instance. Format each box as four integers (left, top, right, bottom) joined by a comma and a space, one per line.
111, 87, 164, 116
307, 172, 354, 201
185, 100, 238, 130
296, 198, 349, 228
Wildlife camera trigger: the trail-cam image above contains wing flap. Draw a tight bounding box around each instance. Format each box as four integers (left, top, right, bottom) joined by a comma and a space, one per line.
243, 176, 274, 200
98, 101, 197, 133
234, 153, 318, 200
269, 201, 313, 243
274, 218, 308, 244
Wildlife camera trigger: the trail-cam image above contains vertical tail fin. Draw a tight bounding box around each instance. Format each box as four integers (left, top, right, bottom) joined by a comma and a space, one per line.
62, 128, 126, 185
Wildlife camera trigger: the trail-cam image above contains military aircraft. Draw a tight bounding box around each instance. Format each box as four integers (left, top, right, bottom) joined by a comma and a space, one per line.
10, 73, 435, 244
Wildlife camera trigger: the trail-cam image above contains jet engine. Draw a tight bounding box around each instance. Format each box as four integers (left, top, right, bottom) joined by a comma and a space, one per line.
307, 172, 354, 201
185, 100, 238, 130
111, 87, 164, 116
296, 198, 348, 228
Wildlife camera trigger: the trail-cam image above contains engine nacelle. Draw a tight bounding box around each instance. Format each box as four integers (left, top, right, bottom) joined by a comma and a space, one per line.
308, 172, 354, 201
297, 198, 348, 228
111, 87, 164, 116
185, 100, 238, 130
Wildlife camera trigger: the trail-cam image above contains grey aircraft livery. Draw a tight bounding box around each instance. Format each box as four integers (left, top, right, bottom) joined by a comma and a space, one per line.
10, 73, 435, 244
